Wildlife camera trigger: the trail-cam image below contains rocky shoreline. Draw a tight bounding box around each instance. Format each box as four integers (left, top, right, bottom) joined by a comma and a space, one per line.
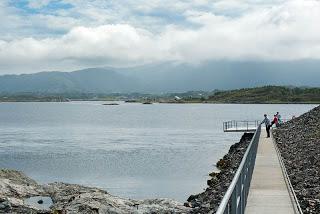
0, 133, 254, 214
0, 169, 190, 214
273, 105, 320, 214
186, 133, 254, 213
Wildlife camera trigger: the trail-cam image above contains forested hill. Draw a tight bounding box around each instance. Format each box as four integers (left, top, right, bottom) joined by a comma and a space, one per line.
1, 60, 320, 94
206, 86, 320, 104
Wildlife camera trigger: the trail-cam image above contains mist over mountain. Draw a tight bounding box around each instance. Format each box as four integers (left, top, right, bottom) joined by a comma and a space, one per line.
0, 60, 319, 94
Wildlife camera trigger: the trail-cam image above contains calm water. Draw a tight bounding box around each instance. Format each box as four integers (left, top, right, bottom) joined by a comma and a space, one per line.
0, 102, 316, 201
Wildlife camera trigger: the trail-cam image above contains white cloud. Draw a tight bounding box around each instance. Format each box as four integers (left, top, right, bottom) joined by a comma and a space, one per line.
28, 0, 52, 9
1, 0, 320, 73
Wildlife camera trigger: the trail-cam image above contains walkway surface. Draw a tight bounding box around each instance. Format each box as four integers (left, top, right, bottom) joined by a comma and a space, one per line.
245, 130, 295, 214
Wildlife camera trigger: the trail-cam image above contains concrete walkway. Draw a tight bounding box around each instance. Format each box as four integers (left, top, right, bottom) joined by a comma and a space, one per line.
245, 130, 295, 214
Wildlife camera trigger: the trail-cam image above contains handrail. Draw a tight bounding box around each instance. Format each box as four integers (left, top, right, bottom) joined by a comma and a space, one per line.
223, 118, 292, 132
216, 125, 261, 214
223, 120, 260, 132
271, 131, 303, 214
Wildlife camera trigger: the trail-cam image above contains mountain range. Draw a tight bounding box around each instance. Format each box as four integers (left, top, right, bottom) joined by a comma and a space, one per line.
0, 60, 320, 94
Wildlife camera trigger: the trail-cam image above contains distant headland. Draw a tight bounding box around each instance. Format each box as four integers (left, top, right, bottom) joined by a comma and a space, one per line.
1, 86, 319, 104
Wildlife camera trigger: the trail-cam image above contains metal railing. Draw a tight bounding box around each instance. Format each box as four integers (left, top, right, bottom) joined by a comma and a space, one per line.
216, 125, 261, 214
223, 120, 260, 132
272, 131, 303, 214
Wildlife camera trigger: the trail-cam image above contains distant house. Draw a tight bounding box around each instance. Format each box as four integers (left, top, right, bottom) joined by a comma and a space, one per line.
174, 96, 182, 101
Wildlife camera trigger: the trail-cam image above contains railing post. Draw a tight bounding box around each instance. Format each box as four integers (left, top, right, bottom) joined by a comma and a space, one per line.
236, 179, 241, 213
230, 190, 237, 213
241, 171, 245, 213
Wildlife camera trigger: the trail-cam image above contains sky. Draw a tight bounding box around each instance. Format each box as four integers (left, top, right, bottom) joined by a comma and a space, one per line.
1, 0, 320, 74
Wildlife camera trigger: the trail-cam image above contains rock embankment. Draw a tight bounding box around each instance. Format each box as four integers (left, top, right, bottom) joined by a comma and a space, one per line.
186, 133, 254, 213
0, 169, 190, 214
273, 105, 320, 214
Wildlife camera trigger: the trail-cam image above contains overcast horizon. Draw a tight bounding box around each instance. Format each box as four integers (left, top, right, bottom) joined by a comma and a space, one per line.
1, 0, 320, 74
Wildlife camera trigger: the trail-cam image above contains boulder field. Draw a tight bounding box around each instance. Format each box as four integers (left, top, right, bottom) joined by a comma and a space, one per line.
273, 105, 320, 214
0, 169, 189, 214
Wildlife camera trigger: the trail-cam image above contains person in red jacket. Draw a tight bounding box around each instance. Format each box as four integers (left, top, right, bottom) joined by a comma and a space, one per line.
271, 114, 278, 127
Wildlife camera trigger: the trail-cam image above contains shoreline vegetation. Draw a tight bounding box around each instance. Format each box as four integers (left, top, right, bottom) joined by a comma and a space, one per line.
0, 86, 320, 104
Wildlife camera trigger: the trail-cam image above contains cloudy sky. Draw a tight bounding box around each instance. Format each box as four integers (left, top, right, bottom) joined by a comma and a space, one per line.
1, 0, 320, 74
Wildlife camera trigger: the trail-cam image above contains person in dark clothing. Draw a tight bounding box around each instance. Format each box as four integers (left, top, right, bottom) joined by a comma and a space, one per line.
261, 114, 271, 138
